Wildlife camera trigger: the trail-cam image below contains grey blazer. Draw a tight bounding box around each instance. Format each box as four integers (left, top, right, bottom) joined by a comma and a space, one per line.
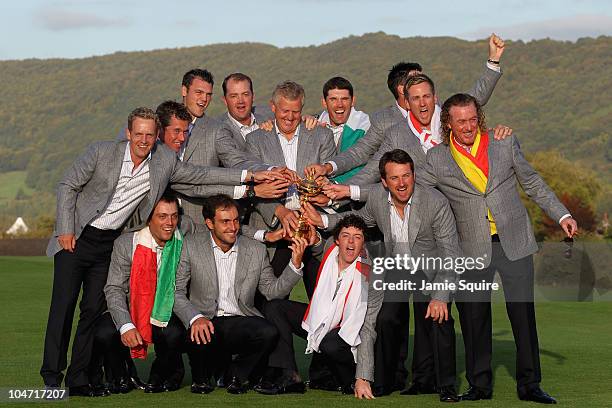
173, 232, 302, 328
324, 184, 461, 302
47, 140, 243, 256
345, 121, 427, 201
178, 114, 267, 222
103, 216, 198, 330
331, 66, 502, 175
244, 125, 336, 230
217, 111, 269, 151
419, 133, 569, 265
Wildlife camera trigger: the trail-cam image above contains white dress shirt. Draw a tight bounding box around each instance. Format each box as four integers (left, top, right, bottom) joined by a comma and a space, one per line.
91, 144, 151, 230
228, 112, 259, 140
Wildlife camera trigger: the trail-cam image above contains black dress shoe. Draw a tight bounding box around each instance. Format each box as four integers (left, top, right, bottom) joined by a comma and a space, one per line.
164, 381, 181, 392
130, 376, 146, 390
439, 386, 459, 403
191, 382, 214, 394
519, 387, 557, 404
341, 383, 355, 395
400, 382, 438, 395
110, 377, 134, 394
459, 386, 492, 401
253, 379, 279, 395
68, 385, 94, 397
307, 378, 340, 391
144, 382, 166, 393
226, 377, 249, 394
254, 378, 306, 395
91, 383, 111, 397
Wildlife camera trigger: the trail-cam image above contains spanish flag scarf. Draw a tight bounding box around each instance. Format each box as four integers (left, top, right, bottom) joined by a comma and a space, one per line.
129, 227, 183, 359
449, 130, 497, 235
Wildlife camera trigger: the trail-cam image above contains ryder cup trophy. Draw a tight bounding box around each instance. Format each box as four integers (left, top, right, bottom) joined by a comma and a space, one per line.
293, 173, 323, 239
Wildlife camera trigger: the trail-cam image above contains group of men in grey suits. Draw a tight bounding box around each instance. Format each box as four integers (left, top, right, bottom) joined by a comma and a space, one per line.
41, 32, 578, 404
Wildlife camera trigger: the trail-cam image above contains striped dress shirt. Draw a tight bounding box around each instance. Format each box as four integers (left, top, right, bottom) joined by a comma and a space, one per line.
212, 234, 243, 317
91, 144, 151, 230
275, 122, 301, 210
388, 192, 412, 244
228, 112, 259, 140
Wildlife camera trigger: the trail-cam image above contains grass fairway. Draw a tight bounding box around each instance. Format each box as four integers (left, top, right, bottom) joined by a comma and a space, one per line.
1, 256, 611, 407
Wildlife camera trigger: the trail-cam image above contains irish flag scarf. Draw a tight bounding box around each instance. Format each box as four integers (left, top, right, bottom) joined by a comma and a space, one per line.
302, 244, 370, 362
319, 107, 371, 183
128, 227, 183, 359
449, 130, 497, 235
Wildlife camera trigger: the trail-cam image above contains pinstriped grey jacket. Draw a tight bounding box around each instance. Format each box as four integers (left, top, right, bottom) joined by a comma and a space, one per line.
173, 232, 302, 328
419, 133, 569, 265
47, 140, 243, 256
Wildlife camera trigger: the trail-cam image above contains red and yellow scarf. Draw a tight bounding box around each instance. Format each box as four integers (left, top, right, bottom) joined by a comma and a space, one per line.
449, 130, 497, 235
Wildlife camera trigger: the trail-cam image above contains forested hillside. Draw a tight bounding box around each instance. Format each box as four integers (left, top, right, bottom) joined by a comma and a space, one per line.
0, 32, 610, 230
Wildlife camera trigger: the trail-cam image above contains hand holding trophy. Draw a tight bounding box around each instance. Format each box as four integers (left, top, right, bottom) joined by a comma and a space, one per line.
292, 170, 324, 239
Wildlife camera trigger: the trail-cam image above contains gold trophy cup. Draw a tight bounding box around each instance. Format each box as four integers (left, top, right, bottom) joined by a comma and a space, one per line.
293, 173, 323, 239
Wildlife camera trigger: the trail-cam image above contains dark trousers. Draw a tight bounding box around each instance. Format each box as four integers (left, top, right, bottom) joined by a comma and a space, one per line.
91, 312, 187, 386
188, 315, 278, 383
373, 272, 456, 394
264, 299, 356, 388
41, 226, 121, 387
270, 241, 319, 300
456, 239, 541, 394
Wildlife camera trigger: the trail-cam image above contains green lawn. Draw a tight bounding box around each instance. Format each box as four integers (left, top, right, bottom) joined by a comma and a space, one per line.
1, 256, 611, 407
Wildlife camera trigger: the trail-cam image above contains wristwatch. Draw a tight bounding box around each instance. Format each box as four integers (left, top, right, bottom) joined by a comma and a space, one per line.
246, 185, 256, 199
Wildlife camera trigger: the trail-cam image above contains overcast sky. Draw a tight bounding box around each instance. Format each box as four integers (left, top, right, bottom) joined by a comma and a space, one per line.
2, 0, 611, 60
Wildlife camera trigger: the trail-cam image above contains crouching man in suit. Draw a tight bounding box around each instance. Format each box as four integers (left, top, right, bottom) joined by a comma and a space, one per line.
173, 194, 310, 394
99, 192, 197, 394
255, 215, 383, 397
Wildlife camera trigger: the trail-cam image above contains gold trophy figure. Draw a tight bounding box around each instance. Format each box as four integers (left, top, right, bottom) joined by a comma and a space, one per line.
293, 172, 323, 239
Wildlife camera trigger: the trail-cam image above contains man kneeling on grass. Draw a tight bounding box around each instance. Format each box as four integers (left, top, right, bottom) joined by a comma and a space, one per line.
99, 192, 196, 394
255, 214, 384, 398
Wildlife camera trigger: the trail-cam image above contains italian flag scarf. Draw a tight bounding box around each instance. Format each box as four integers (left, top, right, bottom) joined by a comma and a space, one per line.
449, 130, 497, 235
319, 107, 370, 183
128, 226, 183, 359
302, 244, 370, 362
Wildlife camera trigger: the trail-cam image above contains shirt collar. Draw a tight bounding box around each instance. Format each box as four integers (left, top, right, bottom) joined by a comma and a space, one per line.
123, 142, 152, 164
274, 121, 300, 140
210, 232, 239, 254
387, 191, 413, 206
395, 101, 409, 118
228, 112, 256, 129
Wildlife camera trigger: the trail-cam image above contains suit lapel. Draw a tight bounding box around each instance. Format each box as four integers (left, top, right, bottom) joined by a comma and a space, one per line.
233, 238, 253, 301
443, 146, 482, 195
407, 187, 423, 250
201, 233, 220, 300
268, 130, 287, 167
377, 188, 393, 240
146, 145, 163, 210
485, 132, 497, 193
183, 115, 208, 162
108, 142, 127, 190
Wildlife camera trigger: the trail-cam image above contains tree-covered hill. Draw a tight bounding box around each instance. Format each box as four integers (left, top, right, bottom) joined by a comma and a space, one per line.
0, 32, 610, 225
